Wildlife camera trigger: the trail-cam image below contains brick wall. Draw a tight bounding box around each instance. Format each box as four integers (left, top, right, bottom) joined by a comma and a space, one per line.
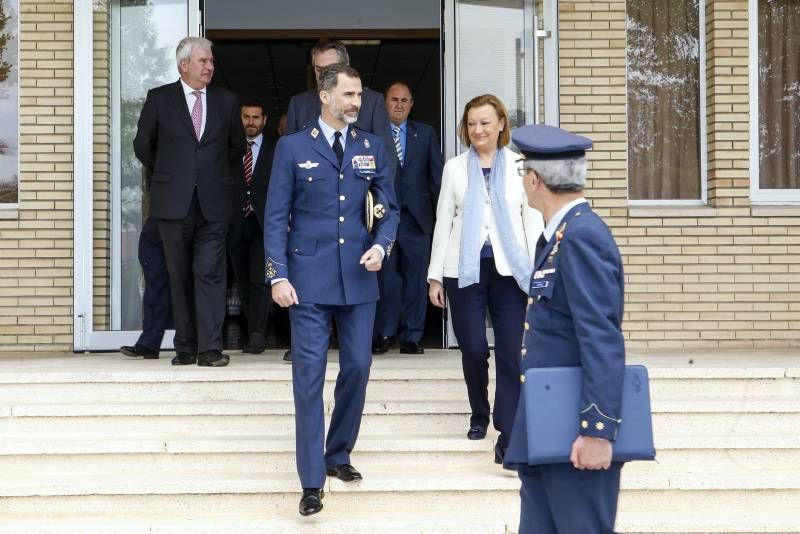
0, 0, 74, 351
560, 0, 800, 349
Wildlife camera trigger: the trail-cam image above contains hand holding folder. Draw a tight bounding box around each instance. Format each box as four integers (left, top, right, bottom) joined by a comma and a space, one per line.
516, 365, 656, 465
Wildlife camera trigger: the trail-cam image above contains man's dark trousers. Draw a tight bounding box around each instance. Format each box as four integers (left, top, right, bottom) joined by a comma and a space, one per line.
518, 463, 623, 534
136, 217, 171, 350
375, 211, 430, 344
228, 212, 271, 339
159, 192, 228, 354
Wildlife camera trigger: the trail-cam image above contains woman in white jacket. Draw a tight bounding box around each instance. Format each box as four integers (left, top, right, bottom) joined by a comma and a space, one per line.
427, 94, 543, 464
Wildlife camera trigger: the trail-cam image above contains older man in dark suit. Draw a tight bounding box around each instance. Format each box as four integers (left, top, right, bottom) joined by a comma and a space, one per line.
228, 98, 275, 354
282, 39, 398, 363
133, 37, 246, 367
373, 81, 443, 354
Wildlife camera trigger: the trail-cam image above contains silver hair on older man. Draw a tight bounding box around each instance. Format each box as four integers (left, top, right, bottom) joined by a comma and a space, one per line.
175, 37, 213, 71
526, 156, 587, 192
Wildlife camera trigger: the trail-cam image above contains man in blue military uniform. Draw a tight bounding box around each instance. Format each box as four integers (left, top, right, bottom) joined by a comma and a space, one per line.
263, 63, 399, 517
505, 124, 626, 533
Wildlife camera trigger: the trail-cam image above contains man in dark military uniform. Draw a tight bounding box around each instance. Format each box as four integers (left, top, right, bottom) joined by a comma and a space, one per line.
263, 63, 398, 517
505, 124, 626, 533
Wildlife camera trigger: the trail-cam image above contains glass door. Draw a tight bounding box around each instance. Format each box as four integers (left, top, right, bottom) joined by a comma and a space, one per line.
441, 0, 558, 347
73, 0, 200, 350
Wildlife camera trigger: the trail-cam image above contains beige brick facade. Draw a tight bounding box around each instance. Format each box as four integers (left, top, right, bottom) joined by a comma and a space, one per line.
561, 1, 800, 349
0, 0, 74, 351
0, 1, 798, 351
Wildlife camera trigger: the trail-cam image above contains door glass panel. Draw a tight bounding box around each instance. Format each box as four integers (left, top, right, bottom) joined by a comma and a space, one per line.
117, 0, 187, 330
455, 0, 533, 147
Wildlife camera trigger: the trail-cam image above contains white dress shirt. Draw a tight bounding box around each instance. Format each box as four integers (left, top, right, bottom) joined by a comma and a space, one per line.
543, 198, 589, 242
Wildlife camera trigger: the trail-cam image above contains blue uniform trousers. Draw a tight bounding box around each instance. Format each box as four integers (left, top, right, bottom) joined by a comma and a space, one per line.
136, 217, 171, 351
518, 462, 623, 534
289, 301, 376, 489
444, 257, 526, 448
375, 212, 430, 344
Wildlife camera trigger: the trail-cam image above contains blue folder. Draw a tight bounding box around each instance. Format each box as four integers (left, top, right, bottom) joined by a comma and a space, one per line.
520, 365, 656, 465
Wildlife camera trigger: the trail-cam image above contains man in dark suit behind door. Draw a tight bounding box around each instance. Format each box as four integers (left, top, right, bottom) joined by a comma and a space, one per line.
133, 37, 246, 367
228, 98, 275, 354
373, 81, 443, 354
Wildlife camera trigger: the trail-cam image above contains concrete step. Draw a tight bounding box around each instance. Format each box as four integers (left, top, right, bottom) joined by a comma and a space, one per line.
2, 507, 799, 534
2, 410, 798, 437
1, 376, 797, 404
6, 394, 800, 418
3, 443, 798, 475
0, 513, 513, 534
4, 461, 800, 498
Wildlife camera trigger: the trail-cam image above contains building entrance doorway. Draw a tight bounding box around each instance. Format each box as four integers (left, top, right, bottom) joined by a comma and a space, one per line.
209, 35, 443, 350
72, 0, 558, 351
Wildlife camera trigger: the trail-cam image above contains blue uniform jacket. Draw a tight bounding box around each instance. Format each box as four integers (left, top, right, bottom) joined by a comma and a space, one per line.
263, 124, 399, 305
506, 203, 626, 466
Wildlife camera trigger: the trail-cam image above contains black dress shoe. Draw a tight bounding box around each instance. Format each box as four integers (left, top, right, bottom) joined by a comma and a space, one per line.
283, 350, 292, 362
197, 350, 230, 367
371, 336, 392, 354
399, 341, 424, 354
171, 353, 197, 365
242, 333, 267, 354
326, 463, 362, 482
121, 344, 159, 359
299, 488, 324, 516
467, 425, 487, 440
494, 442, 505, 464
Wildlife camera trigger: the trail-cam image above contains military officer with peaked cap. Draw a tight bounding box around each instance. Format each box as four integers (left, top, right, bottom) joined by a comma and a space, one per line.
263, 63, 399, 517
504, 124, 627, 533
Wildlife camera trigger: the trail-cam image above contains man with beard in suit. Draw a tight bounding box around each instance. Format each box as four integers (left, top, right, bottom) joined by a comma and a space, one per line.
228, 98, 275, 354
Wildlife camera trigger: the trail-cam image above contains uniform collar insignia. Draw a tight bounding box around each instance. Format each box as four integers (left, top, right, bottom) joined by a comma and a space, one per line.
350, 128, 357, 139
310, 128, 319, 139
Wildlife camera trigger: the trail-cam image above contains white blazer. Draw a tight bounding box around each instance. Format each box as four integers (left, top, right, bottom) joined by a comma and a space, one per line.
427, 147, 544, 283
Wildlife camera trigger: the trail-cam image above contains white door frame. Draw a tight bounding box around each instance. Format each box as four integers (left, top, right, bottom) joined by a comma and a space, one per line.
440, 0, 559, 347
73, 0, 201, 351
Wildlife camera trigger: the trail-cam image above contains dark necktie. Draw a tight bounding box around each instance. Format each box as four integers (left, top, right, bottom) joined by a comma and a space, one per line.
535, 234, 548, 263
333, 131, 344, 167
243, 140, 254, 216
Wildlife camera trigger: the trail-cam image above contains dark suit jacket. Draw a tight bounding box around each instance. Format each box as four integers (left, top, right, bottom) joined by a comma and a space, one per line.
396, 120, 443, 235
233, 136, 275, 229
286, 86, 398, 181
133, 80, 246, 222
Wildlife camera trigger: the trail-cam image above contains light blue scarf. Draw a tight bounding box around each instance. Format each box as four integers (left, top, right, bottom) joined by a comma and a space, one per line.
458, 147, 532, 292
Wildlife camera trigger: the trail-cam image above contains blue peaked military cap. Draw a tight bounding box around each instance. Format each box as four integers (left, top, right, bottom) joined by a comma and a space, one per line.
512, 124, 593, 160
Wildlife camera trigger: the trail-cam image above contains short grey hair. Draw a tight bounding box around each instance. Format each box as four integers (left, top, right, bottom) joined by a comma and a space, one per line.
310, 40, 350, 66
318, 63, 361, 93
176, 37, 213, 71
525, 156, 587, 192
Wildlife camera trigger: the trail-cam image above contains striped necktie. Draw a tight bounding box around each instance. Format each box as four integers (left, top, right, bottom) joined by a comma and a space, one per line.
242, 140, 254, 216
392, 125, 404, 166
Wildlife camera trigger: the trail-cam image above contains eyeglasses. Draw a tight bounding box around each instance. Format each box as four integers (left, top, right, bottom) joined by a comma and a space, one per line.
517, 167, 533, 178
